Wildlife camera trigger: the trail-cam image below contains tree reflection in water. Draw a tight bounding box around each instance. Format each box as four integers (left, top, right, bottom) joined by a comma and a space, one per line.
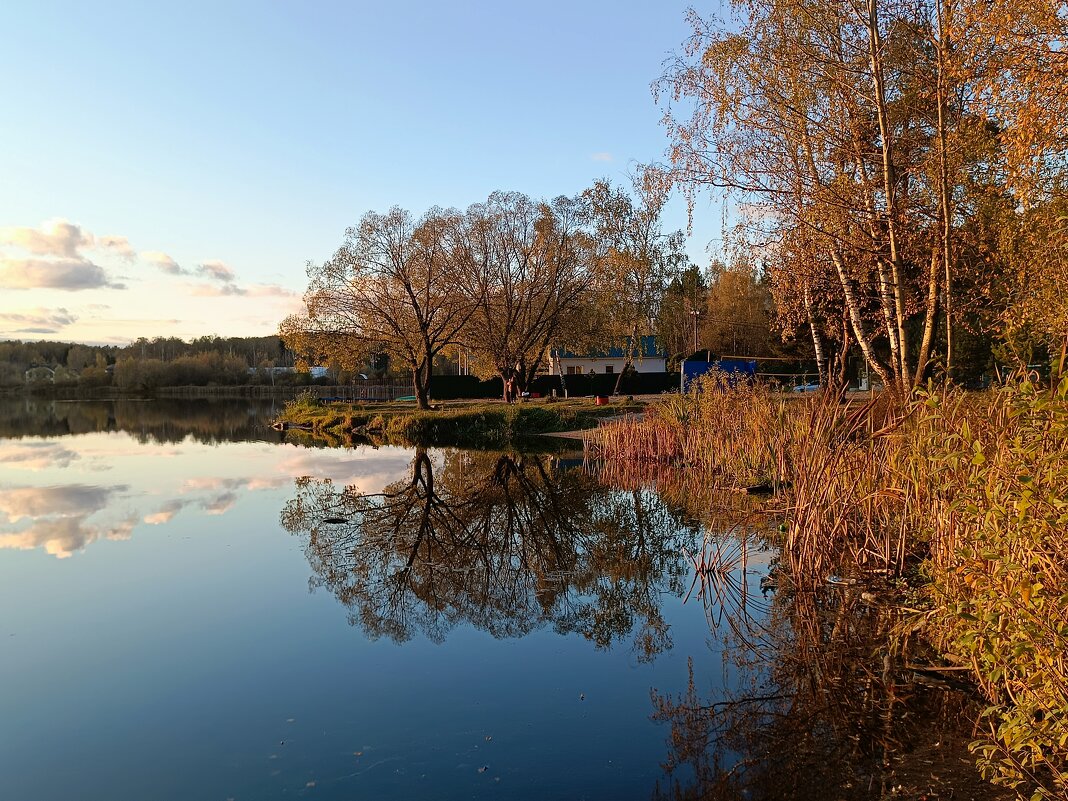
588, 459, 1002, 799
280, 448, 692, 659
650, 553, 1006, 801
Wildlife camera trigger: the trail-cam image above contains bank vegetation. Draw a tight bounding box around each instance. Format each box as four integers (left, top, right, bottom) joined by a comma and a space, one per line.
587, 374, 1068, 798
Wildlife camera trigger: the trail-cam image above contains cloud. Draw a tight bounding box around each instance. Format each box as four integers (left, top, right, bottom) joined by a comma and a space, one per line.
190, 282, 246, 297
197, 260, 235, 282
0, 442, 79, 471
140, 250, 186, 275
97, 235, 135, 261
188, 281, 295, 299
0, 307, 78, 333
591, 152, 614, 162
181, 475, 285, 493
200, 492, 238, 515
0, 513, 137, 558
0, 484, 122, 523
143, 499, 189, 525
0, 258, 124, 290
276, 446, 413, 494
0, 517, 99, 558
246, 284, 296, 298
0, 483, 136, 558
0, 219, 93, 258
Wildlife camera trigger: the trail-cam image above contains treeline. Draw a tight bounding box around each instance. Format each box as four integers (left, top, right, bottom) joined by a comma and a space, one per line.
0, 397, 282, 443
0, 335, 317, 390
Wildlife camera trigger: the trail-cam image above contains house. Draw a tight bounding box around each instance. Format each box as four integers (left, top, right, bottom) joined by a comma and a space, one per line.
24, 365, 56, 383
547, 336, 667, 376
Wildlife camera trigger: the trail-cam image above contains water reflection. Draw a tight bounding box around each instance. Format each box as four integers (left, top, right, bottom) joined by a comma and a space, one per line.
0, 424, 390, 557
0, 483, 137, 557
0, 396, 283, 443
645, 526, 1003, 800
281, 448, 694, 658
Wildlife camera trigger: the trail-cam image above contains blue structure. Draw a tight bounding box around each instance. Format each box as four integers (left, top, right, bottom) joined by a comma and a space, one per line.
681, 350, 758, 391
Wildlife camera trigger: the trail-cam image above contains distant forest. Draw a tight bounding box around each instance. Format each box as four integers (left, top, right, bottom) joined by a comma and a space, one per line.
0, 335, 340, 390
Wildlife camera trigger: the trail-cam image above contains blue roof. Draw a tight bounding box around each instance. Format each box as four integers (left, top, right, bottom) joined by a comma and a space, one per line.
552, 335, 664, 360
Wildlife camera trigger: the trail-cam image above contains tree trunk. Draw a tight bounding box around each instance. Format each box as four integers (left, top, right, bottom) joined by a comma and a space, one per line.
935, 0, 954, 382
413, 360, 431, 410
836, 317, 853, 389
615, 324, 640, 395
913, 251, 940, 387
804, 285, 827, 387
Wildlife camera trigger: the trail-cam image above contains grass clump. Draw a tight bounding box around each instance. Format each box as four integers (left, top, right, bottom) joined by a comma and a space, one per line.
282, 389, 321, 417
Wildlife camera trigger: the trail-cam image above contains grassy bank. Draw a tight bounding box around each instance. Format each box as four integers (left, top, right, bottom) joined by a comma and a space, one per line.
277, 392, 644, 447
587, 374, 1068, 799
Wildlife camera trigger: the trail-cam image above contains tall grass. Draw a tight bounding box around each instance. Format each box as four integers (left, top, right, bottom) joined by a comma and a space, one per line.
589, 375, 1068, 798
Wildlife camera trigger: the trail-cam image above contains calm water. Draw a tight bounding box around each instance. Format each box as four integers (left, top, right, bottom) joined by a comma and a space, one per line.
0, 398, 992, 800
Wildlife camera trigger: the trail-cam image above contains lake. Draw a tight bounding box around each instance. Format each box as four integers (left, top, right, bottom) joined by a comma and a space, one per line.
0, 398, 996, 800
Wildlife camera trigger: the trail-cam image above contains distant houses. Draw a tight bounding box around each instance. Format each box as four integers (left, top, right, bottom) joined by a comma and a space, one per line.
548, 336, 666, 376
23, 365, 84, 384
24, 365, 56, 383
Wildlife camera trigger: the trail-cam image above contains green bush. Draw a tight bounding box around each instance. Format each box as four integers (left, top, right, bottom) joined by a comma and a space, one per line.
921, 377, 1068, 799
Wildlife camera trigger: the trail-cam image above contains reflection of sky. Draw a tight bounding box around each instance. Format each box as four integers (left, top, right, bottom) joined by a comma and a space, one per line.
0, 430, 750, 801
0, 433, 413, 558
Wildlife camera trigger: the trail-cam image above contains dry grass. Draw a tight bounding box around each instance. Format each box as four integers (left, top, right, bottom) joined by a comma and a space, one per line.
589, 374, 1068, 798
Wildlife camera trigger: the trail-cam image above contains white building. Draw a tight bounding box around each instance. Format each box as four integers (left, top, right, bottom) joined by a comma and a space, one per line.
547, 336, 667, 376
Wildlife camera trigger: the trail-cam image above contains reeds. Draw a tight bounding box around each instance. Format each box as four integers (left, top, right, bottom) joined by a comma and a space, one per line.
591, 375, 1068, 798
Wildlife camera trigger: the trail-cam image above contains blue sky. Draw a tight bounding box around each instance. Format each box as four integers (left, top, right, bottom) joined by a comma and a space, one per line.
0, 0, 725, 343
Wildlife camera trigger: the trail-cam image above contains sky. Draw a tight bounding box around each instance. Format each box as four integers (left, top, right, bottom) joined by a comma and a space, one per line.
0, 0, 726, 345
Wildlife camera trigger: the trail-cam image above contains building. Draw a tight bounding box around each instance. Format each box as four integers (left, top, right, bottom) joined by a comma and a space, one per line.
547, 336, 667, 376
24, 365, 56, 383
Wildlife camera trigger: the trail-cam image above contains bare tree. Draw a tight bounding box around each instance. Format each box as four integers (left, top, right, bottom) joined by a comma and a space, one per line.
281, 207, 473, 409
451, 191, 594, 397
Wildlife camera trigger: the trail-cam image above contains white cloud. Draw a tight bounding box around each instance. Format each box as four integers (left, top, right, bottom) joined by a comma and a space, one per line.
97, 235, 135, 261
0, 513, 136, 558
190, 282, 246, 297
0, 442, 79, 471
143, 499, 189, 525
0, 307, 78, 333
0, 484, 122, 523
246, 284, 296, 298
0, 258, 124, 291
197, 260, 235, 282
188, 281, 295, 299
0, 219, 93, 258
200, 492, 238, 515
591, 152, 614, 162
140, 250, 186, 275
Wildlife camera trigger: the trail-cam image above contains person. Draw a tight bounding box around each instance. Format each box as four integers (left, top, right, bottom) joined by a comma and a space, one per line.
504, 376, 516, 404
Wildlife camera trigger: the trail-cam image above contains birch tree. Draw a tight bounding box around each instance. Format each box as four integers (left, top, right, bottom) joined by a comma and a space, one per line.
584, 174, 686, 393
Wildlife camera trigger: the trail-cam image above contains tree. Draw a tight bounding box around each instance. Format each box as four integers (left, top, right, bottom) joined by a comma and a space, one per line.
657, 263, 710, 365
452, 191, 593, 397
279, 447, 689, 654
702, 259, 774, 359
658, 0, 1068, 395
657, 1, 974, 397
281, 207, 474, 409
583, 174, 687, 392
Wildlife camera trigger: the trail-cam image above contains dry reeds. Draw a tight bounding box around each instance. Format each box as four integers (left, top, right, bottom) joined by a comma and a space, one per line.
592, 374, 1068, 797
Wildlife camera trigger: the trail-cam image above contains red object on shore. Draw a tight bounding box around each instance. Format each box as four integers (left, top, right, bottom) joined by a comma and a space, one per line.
595, 395, 609, 406
530, 392, 541, 399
